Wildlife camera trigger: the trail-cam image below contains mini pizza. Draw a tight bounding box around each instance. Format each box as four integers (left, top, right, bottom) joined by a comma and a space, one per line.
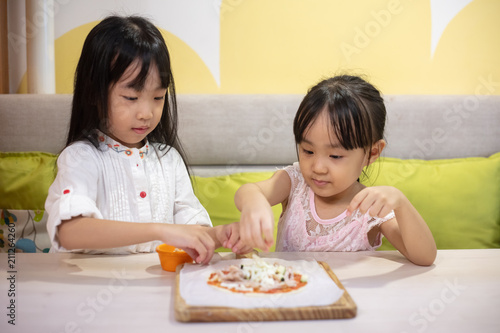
207, 257, 308, 294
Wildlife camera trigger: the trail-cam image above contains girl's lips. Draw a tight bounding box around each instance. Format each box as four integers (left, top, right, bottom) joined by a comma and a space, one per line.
313, 179, 329, 186
132, 127, 149, 134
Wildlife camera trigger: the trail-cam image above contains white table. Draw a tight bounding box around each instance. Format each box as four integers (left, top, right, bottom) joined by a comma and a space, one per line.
1, 249, 499, 332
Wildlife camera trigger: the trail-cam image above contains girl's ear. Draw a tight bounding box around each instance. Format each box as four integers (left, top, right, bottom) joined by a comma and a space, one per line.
367, 139, 386, 166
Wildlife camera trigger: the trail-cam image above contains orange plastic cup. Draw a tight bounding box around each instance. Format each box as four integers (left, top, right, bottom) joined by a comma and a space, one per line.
155, 244, 194, 272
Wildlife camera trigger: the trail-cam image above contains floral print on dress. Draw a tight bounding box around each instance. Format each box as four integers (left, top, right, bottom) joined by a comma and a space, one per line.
97, 130, 149, 159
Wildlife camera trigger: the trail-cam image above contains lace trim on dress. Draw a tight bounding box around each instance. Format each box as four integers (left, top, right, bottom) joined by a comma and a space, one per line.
308, 188, 349, 224
305, 188, 394, 238
306, 210, 374, 237
277, 162, 395, 251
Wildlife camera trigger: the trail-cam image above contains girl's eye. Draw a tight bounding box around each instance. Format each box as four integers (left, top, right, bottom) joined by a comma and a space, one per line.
302, 149, 314, 155
154, 96, 165, 101
123, 96, 138, 101
330, 155, 342, 159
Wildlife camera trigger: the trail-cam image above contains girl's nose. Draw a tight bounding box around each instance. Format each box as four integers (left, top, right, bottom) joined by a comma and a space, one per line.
137, 102, 154, 120
312, 157, 327, 174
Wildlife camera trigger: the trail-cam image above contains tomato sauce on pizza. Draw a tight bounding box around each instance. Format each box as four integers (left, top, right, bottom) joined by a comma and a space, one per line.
207, 259, 308, 294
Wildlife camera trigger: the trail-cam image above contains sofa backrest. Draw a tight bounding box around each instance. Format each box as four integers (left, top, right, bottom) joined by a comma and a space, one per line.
1, 94, 499, 252
1, 94, 499, 176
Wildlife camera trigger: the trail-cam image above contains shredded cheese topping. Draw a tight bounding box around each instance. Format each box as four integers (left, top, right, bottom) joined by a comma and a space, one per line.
208, 255, 308, 293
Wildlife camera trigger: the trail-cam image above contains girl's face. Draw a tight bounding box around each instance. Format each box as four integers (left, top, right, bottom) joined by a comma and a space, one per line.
298, 109, 375, 204
106, 61, 166, 148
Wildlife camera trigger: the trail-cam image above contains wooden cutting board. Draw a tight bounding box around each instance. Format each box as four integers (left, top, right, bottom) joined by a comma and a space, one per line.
174, 261, 356, 322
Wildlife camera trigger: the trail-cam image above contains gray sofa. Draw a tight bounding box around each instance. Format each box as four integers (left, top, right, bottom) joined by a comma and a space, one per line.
0, 94, 499, 253
1, 94, 499, 176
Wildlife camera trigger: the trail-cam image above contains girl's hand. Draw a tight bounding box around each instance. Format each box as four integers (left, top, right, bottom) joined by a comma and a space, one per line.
234, 171, 291, 252
160, 224, 216, 265
348, 186, 437, 266
217, 222, 255, 255
347, 186, 403, 218
239, 203, 275, 252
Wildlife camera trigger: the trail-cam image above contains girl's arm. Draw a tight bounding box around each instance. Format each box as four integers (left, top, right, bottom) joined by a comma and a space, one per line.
347, 186, 437, 266
234, 170, 291, 251
58, 217, 217, 264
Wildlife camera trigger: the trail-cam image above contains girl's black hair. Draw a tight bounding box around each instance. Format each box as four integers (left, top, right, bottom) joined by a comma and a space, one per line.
293, 75, 386, 153
67, 15, 186, 162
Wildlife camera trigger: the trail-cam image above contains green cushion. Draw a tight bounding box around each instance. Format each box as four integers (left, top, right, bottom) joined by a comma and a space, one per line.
361, 152, 500, 250
192, 172, 282, 252
0, 152, 57, 210
2, 151, 499, 251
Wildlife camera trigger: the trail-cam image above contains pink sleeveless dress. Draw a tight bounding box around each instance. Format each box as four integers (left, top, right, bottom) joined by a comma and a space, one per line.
276, 163, 395, 252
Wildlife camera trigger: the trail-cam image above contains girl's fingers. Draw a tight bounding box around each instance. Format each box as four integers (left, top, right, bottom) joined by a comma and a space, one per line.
202, 235, 216, 264
239, 211, 274, 252
191, 231, 215, 265
232, 239, 252, 254
242, 215, 264, 250
377, 205, 391, 218
163, 225, 215, 265
257, 217, 274, 251
231, 238, 241, 253
191, 243, 206, 264
368, 204, 382, 218
261, 220, 274, 252
241, 217, 254, 246
251, 224, 267, 252
347, 190, 369, 215
348, 187, 402, 218
349, 190, 382, 217
184, 248, 199, 262
226, 225, 240, 250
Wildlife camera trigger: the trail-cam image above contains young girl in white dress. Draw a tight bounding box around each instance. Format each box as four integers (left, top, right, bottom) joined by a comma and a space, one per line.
234, 75, 436, 266
45, 15, 246, 263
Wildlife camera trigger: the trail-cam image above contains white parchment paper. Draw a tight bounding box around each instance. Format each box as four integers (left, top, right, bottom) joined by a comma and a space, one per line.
179, 258, 343, 308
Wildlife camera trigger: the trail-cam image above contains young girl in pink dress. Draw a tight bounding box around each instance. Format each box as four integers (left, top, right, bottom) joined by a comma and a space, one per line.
234, 75, 436, 266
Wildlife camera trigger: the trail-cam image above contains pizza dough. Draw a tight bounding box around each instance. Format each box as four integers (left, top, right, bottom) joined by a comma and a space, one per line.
207, 257, 308, 294
179, 257, 343, 308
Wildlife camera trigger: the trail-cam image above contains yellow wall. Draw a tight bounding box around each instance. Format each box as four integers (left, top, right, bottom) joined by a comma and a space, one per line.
17, 0, 500, 95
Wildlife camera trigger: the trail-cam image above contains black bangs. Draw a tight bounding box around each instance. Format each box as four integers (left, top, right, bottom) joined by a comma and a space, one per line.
327, 89, 374, 151
293, 89, 326, 144
109, 54, 149, 90
108, 17, 171, 90
293, 75, 386, 152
